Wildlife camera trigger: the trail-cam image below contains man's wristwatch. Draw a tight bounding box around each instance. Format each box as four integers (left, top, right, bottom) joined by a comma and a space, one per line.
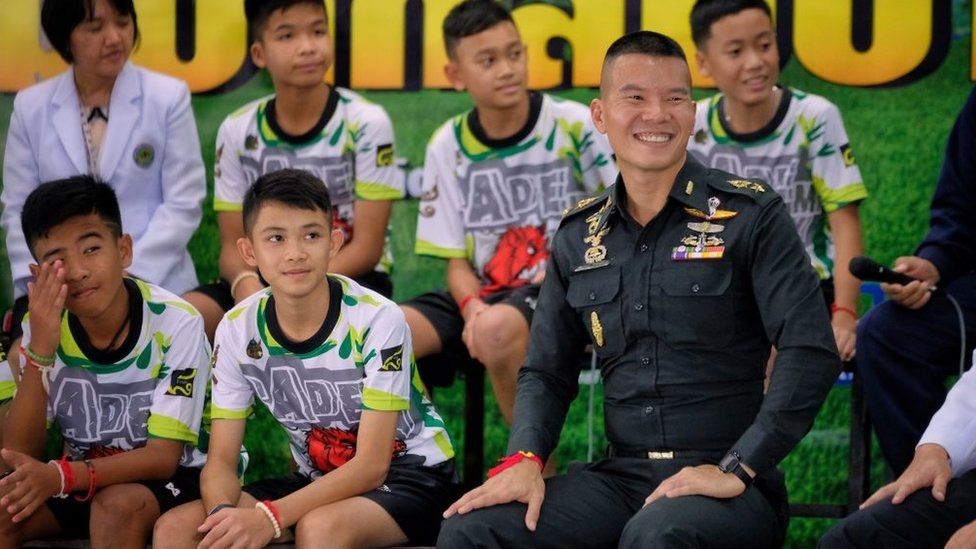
718, 451, 753, 487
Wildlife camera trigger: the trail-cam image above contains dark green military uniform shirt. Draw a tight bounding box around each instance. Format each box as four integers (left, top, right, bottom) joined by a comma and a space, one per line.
507, 157, 840, 475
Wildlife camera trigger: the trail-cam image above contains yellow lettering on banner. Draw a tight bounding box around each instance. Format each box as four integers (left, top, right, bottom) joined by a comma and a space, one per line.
351, 0, 406, 88
0, 2, 68, 92
794, 0, 932, 86
642, 0, 775, 89
513, 2, 624, 88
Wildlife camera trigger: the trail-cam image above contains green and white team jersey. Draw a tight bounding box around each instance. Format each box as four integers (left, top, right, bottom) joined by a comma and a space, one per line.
213, 87, 402, 272
211, 275, 454, 478
688, 88, 867, 279
416, 92, 616, 293
21, 279, 210, 467
0, 359, 14, 402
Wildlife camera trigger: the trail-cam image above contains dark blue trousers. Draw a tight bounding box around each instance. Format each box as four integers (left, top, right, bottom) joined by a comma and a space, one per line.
856, 273, 976, 474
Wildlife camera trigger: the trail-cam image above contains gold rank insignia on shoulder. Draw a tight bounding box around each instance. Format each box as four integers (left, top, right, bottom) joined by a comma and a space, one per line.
563, 196, 600, 216
685, 181, 694, 195
728, 179, 765, 193
590, 311, 604, 347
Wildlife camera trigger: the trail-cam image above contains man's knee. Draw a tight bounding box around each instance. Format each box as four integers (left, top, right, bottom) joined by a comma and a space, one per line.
619, 516, 694, 549
437, 514, 485, 549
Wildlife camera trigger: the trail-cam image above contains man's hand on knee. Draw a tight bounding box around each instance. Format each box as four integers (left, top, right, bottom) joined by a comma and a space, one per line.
443, 460, 545, 531
643, 465, 747, 507
861, 443, 951, 509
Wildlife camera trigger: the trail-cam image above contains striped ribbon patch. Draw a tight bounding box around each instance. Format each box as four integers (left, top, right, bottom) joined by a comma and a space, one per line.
671, 246, 725, 260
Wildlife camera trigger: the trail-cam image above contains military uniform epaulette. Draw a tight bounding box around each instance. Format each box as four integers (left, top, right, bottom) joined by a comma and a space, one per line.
708, 176, 776, 204
561, 189, 612, 225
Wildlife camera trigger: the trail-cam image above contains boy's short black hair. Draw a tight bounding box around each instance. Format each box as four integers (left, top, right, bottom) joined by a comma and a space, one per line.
242, 169, 333, 235
690, 0, 772, 48
604, 31, 688, 69
442, 0, 515, 59
41, 0, 140, 64
244, 0, 326, 42
22, 175, 123, 258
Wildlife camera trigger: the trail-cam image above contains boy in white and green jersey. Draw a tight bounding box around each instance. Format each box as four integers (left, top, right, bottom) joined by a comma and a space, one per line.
403, 0, 616, 431
1, 177, 210, 547
688, 0, 867, 362
183, 0, 402, 340
155, 170, 456, 548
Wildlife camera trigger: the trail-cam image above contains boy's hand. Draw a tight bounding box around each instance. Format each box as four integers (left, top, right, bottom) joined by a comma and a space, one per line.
198, 506, 276, 549
860, 443, 951, 509
444, 460, 546, 531
831, 313, 857, 362
0, 449, 61, 523
26, 260, 67, 358
945, 519, 976, 549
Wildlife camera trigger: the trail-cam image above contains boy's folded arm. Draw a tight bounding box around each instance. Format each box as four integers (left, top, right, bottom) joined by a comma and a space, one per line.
200, 417, 248, 511
70, 438, 184, 491
273, 410, 400, 528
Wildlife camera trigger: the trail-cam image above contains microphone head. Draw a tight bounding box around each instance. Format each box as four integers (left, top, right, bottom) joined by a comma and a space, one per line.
849, 256, 884, 279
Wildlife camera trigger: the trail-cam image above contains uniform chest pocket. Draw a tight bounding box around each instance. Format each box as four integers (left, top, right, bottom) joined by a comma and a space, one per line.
566, 266, 624, 357
658, 263, 735, 347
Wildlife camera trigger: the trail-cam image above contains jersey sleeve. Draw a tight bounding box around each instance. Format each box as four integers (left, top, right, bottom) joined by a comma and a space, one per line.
579, 117, 617, 194
360, 305, 413, 412
213, 116, 249, 213
353, 105, 403, 201
414, 131, 468, 259
209, 318, 255, 420
808, 102, 867, 213
147, 315, 211, 445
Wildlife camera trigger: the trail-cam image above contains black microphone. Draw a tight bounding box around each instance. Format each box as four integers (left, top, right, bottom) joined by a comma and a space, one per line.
848, 256, 919, 286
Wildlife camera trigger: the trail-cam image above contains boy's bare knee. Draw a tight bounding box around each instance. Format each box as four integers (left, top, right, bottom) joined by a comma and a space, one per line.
154, 501, 205, 547
471, 306, 528, 365
90, 484, 155, 530
296, 510, 351, 546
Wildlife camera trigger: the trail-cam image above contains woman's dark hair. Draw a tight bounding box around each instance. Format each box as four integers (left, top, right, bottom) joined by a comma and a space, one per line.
41, 0, 140, 64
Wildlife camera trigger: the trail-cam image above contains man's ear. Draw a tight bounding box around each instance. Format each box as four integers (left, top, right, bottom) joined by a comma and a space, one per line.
590, 98, 607, 134
329, 228, 344, 259
237, 236, 259, 268
444, 61, 465, 92
118, 234, 133, 270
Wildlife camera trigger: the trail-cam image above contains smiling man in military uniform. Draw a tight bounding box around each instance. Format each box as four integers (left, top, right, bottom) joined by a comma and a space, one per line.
437, 31, 840, 549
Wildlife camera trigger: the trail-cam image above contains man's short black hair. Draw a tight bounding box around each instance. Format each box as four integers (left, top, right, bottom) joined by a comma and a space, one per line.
690, 0, 772, 48
22, 175, 123, 258
242, 169, 333, 235
442, 0, 515, 59
244, 0, 326, 42
604, 31, 688, 68
41, 0, 140, 64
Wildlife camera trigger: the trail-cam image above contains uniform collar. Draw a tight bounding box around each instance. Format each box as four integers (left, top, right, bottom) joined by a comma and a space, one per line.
609, 156, 715, 223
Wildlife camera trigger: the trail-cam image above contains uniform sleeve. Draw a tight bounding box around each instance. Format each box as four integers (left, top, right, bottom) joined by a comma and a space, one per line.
507, 233, 588, 460
579, 118, 616, 194
147, 314, 211, 445
209, 319, 255, 419
808, 102, 867, 213
360, 305, 412, 412
918, 349, 976, 477
916, 89, 976, 284
731, 197, 841, 474
414, 134, 468, 259
1, 96, 42, 298
129, 83, 206, 283
353, 106, 403, 201
213, 116, 249, 213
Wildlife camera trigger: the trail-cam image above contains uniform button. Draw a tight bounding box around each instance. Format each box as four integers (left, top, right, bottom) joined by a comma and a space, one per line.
640, 356, 650, 365
691, 283, 701, 293
644, 406, 654, 414
634, 302, 644, 311
640, 243, 648, 252
588, 291, 596, 300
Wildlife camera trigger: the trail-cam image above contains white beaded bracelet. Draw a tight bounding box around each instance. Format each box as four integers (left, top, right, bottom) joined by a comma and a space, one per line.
255, 501, 282, 539
48, 460, 68, 499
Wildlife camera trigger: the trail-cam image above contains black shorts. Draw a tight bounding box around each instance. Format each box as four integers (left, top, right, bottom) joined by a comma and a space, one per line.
46, 465, 201, 538
192, 271, 394, 312
243, 461, 458, 545
6, 295, 28, 342
404, 286, 539, 387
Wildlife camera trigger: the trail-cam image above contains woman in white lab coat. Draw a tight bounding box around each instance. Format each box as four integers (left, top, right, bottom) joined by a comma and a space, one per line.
1, 0, 205, 323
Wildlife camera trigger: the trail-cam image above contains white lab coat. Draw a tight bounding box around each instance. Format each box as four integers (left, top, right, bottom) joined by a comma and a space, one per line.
2, 62, 205, 297
918, 349, 976, 477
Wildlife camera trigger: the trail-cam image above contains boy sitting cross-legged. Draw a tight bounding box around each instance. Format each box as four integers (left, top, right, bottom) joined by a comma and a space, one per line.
154, 169, 457, 548
0, 176, 210, 548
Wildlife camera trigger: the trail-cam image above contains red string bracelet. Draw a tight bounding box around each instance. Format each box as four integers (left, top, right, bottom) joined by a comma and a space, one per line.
74, 460, 97, 502
831, 303, 858, 320
487, 451, 543, 478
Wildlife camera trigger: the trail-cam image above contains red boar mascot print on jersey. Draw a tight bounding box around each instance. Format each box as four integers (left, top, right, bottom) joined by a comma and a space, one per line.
307, 426, 408, 473
480, 225, 549, 296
